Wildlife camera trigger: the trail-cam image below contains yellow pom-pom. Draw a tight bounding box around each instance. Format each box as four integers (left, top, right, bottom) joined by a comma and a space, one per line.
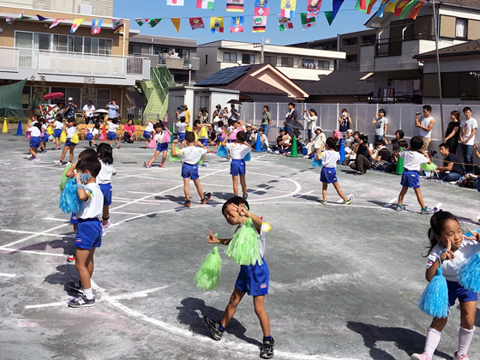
262, 222, 271, 232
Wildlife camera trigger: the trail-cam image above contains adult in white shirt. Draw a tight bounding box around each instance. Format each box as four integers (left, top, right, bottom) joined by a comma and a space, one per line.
415, 104, 435, 152
303, 108, 318, 141
371, 109, 388, 144
460, 106, 478, 173
82, 100, 96, 124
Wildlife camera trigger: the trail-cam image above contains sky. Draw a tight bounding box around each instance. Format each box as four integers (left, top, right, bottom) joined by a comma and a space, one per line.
113, 0, 374, 46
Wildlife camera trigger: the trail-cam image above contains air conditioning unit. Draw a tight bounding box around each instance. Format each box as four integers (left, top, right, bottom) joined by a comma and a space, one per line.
79, 4, 93, 15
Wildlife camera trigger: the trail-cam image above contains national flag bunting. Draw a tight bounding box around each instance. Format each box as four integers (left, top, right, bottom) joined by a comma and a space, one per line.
394, 0, 411, 16
324, 11, 334, 26
399, 0, 417, 18
366, 0, 378, 14
91, 19, 103, 35
50, 18, 64, 29
376, 0, 390, 17
37, 15, 48, 21
355, 0, 368, 13
281, 0, 296, 18
230, 16, 244, 33
277, 15, 293, 31
252, 16, 267, 33
306, 0, 322, 18
226, 0, 244, 12
197, 0, 214, 10
189, 17, 205, 29
301, 13, 316, 29
167, 0, 184, 5
70, 19, 84, 34
19, 11, 32, 19
148, 19, 162, 28
254, 0, 270, 16
210, 17, 224, 33
409, 1, 424, 19
6, 16, 16, 25
332, 0, 345, 19
385, 0, 399, 13
112, 18, 124, 33
171, 18, 181, 32
134, 18, 148, 26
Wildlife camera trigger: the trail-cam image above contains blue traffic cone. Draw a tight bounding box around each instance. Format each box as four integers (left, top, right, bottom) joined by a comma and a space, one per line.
15, 120, 22, 136
339, 139, 345, 163
255, 132, 261, 152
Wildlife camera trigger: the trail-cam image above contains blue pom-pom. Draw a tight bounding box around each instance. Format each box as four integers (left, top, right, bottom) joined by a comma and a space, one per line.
58, 179, 83, 214
216, 144, 228, 158
312, 157, 322, 167
459, 252, 480, 293
244, 152, 251, 162
419, 267, 449, 318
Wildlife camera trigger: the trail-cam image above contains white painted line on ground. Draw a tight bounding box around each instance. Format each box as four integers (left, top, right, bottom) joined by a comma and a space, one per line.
0, 247, 65, 257
25, 301, 67, 309
42, 218, 69, 222
2, 223, 70, 248
1, 229, 72, 238
384, 198, 397, 207
110, 211, 146, 216
0, 273, 16, 277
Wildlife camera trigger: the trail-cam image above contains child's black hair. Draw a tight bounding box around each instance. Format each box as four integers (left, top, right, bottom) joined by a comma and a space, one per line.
96, 143, 113, 165
180, 116, 186, 123
193, 120, 201, 127
56, 114, 63, 121
76, 156, 101, 178
410, 136, 424, 151
39, 117, 46, 124
236, 131, 247, 143
426, 211, 459, 255
360, 134, 369, 143
217, 121, 224, 127
326, 137, 336, 149
222, 196, 250, 217
112, 118, 118, 124
398, 140, 408, 149
185, 131, 195, 143
94, 122, 100, 130
423, 104, 432, 112
395, 129, 404, 138
228, 119, 234, 127
154, 123, 163, 131
78, 148, 97, 159
33, 122, 42, 131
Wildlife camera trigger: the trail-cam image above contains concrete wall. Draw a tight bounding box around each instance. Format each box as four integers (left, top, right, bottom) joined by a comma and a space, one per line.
196, 44, 220, 81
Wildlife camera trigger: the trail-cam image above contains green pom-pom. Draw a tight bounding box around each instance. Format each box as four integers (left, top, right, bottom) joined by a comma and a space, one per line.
59, 164, 72, 191
168, 147, 182, 163
421, 162, 437, 171
225, 218, 262, 266
195, 246, 222, 290
197, 157, 204, 165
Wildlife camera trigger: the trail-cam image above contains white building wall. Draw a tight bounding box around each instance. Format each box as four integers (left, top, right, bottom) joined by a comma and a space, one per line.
197, 44, 221, 81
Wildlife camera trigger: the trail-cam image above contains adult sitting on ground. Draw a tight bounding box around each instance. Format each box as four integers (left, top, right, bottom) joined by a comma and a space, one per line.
435, 143, 465, 182
123, 119, 136, 143
304, 127, 326, 158
371, 140, 392, 172
350, 134, 373, 175
384, 129, 405, 160
245, 123, 256, 147
274, 128, 291, 155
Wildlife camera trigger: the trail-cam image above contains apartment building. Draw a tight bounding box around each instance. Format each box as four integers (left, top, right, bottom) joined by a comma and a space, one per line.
0, 0, 113, 17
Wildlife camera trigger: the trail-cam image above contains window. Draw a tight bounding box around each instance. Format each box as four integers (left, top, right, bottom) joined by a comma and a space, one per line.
281, 57, 293, 67
223, 52, 237, 63
205, 54, 208, 65
342, 37, 358, 46
35, 33, 51, 50
54, 35, 68, 52
99, 39, 112, 55
318, 61, 330, 70
96, 89, 111, 109
302, 59, 316, 69
456, 18, 467, 38
264, 55, 277, 66
346, 54, 358, 63
361, 35, 376, 45
242, 53, 255, 64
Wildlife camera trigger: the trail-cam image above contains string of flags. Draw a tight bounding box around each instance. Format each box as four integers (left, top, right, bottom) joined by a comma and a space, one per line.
2, 0, 426, 35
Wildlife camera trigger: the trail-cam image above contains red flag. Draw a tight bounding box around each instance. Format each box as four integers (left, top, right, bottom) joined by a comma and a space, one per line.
409, 1, 424, 19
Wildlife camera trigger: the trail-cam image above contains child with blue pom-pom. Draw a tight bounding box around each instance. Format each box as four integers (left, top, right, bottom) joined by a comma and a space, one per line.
202, 196, 274, 359
412, 211, 480, 360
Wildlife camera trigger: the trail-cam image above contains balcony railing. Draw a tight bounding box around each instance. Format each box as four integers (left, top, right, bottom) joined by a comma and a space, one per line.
366, 34, 435, 58
217, 59, 333, 71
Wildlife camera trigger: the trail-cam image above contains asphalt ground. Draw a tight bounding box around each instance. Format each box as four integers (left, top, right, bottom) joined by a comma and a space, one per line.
1, 133, 480, 360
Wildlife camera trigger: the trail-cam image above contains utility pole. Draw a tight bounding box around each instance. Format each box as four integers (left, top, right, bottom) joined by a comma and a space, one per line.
254, 36, 265, 64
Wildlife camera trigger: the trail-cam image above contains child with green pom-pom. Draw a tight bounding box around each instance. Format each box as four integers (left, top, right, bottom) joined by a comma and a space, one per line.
202, 196, 274, 359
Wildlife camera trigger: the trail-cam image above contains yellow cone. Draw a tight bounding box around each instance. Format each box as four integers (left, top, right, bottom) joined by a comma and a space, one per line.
2, 119, 7, 133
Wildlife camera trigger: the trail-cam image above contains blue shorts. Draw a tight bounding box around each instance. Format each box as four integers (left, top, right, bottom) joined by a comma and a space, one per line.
230, 159, 246, 176
30, 136, 41, 148
86, 133, 93, 141
320, 167, 338, 184
54, 129, 62, 138
447, 280, 478, 307
156, 142, 168, 152
99, 183, 112, 206
143, 131, 152, 139
107, 132, 117, 140
200, 139, 208, 147
178, 133, 185, 141
401, 170, 420, 188
75, 218, 102, 250
70, 212, 78, 225
41, 134, 49, 142
65, 139, 76, 147
181, 163, 199, 180
235, 259, 269, 296
216, 135, 224, 143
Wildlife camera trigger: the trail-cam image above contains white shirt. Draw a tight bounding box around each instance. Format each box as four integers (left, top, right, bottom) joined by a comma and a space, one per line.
226, 143, 251, 160
96, 160, 116, 185
427, 238, 480, 282
154, 131, 167, 144
91, 128, 99, 136
41, 124, 48, 133
29, 126, 41, 137
419, 116, 434, 138
176, 122, 187, 134
399, 151, 429, 171
145, 122, 154, 132
345, 137, 354, 148
320, 150, 340, 168
460, 118, 478, 145
235, 222, 266, 259
78, 182, 104, 219
181, 146, 207, 165
374, 117, 388, 136
54, 121, 64, 130
83, 104, 95, 117
108, 122, 119, 133
66, 126, 77, 139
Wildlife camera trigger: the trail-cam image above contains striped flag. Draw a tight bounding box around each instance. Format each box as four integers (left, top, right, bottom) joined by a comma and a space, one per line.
252, 16, 267, 33
210, 17, 224, 33
91, 19, 103, 35
226, 0, 244, 12
112, 18, 124, 33
197, 0, 214, 10
409, 1, 424, 20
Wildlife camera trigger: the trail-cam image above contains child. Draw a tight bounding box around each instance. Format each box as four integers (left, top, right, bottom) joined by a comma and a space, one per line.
86, 123, 100, 148
39, 117, 49, 153
411, 211, 480, 360
55, 118, 77, 166
53, 115, 64, 150
345, 129, 354, 153
106, 118, 121, 149
176, 116, 187, 149
257, 128, 269, 151
144, 120, 154, 148
144, 123, 172, 168
396, 136, 433, 214
172, 132, 211, 207
203, 196, 274, 359
67, 156, 103, 308
27, 121, 42, 162
224, 131, 252, 199
194, 120, 210, 166
317, 137, 354, 205
95, 143, 116, 236
212, 121, 227, 154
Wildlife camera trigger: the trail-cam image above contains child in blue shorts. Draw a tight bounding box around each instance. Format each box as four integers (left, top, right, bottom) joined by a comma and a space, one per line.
68, 155, 104, 308
27, 121, 42, 162
55, 118, 77, 166
96, 143, 116, 235
224, 131, 252, 199
203, 196, 274, 359
176, 116, 187, 148
396, 136, 433, 214
143, 121, 154, 148
106, 118, 121, 149
317, 137, 353, 205
53, 115, 64, 150
172, 132, 211, 207
144, 123, 172, 168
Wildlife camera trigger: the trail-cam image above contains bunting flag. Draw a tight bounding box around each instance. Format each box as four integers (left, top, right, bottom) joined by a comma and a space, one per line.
148, 18, 162, 28
366, 0, 378, 14
332, 0, 345, 19
167, 0, 184, 5
254, 0, 269, 16
37, 15, 48, 21
230, 16, 244, 32
210, 17, 224, 33
400, 0, 417, 18
324, 11, 334, 26
197, 0, 214, 10
50, 18, 64, 29
189, 17, 205, 29
385, 0, 399, 13
134, 18, 148, 26
19, 11, 32, 19
226, 0, 244, 12
252, 16, 267, 33
91, 19, 103, 35
277, 15, 293, 31
171, 18, 181, 32
281, 0, 296, 18
306, 0, 322, 18
408, 1, 424, 19
394, 0, 411, 16
355, 0, 368, 13
112, 18, 124, 33
377, 0, 390, 17
301, 13, 316, 29
6, 16, 16, 25
70, 19, 84, 33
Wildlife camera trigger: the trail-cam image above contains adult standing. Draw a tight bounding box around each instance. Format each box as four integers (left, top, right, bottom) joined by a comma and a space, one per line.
284, 102, 297, 135
123, 119, 136, 143
176, 106, 186, 122
303, 108, 317, 141
415, 104, 435, 152
261, 105, 271, 137
82, 100, 95, 124
230, 104, 240, 121
460, 106, 478, 173
106, 99, 119, 120
65, 97, 77, 120
436, 143, 465, 181
371, 109, 388, 143
444, 110, 461, 155
212, 104, 223, 124
198, 107, 209, 124
338, 108, 352, 134
183, 105, 191, 125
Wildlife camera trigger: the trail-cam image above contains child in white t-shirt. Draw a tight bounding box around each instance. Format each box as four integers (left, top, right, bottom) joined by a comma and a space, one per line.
53, 115, 64, 150
55, 118, 77, 166
27, 121, 42, 161
144, 123, 172, 168
176, 117, 187, 149
96, 143, 116, 236
106, 119, 121, 148
224, 131, 252, 199
143, 121, 154, 148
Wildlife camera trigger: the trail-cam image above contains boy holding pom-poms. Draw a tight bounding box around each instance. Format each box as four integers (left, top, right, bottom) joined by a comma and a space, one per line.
203, 196, 274, 359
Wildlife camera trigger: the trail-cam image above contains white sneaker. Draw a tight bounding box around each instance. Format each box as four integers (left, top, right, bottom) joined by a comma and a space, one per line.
66, 162, 72, 166
26, 154, 33, 160
411, 353, 431, 360
54, 160, 61, 165
274, 150, 280, 154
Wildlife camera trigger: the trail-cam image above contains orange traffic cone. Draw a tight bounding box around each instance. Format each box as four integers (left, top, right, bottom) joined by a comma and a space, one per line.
100, 123, 107, 141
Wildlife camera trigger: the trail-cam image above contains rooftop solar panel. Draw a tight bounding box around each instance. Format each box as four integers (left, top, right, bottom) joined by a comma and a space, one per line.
197, 65, 251, 86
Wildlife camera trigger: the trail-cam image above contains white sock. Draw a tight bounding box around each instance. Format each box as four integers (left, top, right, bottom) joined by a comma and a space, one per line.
83, 287, 94, 300
458, 326, 475, 356
424, 327, 442, 358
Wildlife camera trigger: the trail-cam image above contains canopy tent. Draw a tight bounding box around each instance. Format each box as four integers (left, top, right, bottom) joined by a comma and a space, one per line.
0, 79, 26, 118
